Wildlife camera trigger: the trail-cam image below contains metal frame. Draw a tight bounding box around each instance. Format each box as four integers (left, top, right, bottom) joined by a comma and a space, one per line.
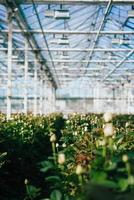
2, 30, 134, 34
0, 48, 133, 52
24, 39, 28, 114
4, 0, 58, 89
33, 57, 38, 116
0, 0, 133, 4
0, 0, 134, 114
102, 50, 134, 81
7, 10, 12, 119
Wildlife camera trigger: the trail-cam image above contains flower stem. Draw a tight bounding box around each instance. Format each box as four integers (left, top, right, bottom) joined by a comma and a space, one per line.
26, 185, 32, 200
126, 162, 131, 177
102, 138, 107, 159
109, 137, 113, 157
78, 174, 83, 185
102, 145, 106, 158
52, 142, 56, 164
78, 174, 83, 193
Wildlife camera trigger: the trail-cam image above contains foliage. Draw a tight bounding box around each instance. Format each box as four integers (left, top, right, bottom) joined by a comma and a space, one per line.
0, 113, 64, 200
0, 113, 134, 200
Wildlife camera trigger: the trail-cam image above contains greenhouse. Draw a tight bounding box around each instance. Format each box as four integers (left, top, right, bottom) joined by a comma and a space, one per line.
0, 1, 134, 200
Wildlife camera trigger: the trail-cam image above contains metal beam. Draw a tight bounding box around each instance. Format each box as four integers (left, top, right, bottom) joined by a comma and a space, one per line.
0, 47, 133, 52
24, 39, 28, 114
102, 49, 134, 81
1, 59, 134, 63
55, 73, 123, 76
7, 10, 12, 119
0, 0, 133, 4
39, 79, 43, 115
33, 58, 38, 116
5, 0, 58, 89
46, 59, 134, 63
0, 67, 131, 76
31, 0, 60, 87
83, 0, 112, 80
2, 30, 134, 34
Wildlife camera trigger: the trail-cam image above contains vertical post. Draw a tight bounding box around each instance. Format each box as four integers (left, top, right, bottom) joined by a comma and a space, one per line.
112, 88, 115, 112
47, 82, 49, 114
93, 87, 96, 113
7, 11, 12, 119
24, 40, 28, 114
39, 79, 43, 115
121, 84, 125, 114
116, 87, 120, 114
127, 84, 131, 114
52, 87, 56, 113
34, 57, 38, 116
43, 80, 46, 114
50, 85, 53, 113
47, 83, 50, 114
42, 80, 45, 114
95, 83, 100, 113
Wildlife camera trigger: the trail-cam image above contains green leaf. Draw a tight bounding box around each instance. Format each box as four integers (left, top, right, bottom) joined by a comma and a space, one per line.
92, 171, 107, 182
91, 171, 118, 189
45, 176, 61, 182
105, 162, 117, 171
40, 161, 54, 173
50, 190, 62, 200
26, 185, 41, 198
118, 178, 128, 191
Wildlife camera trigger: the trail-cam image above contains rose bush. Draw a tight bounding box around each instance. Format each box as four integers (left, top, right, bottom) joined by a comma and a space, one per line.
0, 113, 134, 200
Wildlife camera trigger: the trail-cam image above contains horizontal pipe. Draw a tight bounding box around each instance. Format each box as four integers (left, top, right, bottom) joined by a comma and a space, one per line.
1, 59, 134, 63
0, 47, 132, 52
47, 59, 134, 63
1, 30, 134, 34
0, 96, 133, 100
0, 0, 133, 4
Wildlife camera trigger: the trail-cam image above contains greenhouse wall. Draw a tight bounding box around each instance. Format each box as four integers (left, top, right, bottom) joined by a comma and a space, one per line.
55, 98, 134, 114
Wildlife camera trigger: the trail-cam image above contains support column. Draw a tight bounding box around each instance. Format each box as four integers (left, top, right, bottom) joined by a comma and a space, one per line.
127, 84, 131, 114
24, 40, 28, 114
52, 87, 56, 113
7, 11, 12, 119
50, 85, 53, 113
43, 80, 47, 114
39, 79, 43, 115
94, 83, 100, 113
34, 57, 38, 116
116, 87, 120, 114
47, 83, 52, 113
112, 88, 115, 112
121, 84, 125, 114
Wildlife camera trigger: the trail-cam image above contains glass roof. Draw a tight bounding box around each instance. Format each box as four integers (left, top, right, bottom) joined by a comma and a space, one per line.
0, 1, 134, 98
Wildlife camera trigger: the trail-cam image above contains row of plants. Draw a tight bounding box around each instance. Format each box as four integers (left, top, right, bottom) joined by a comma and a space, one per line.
0, 113, 65, 200
0, 113, 134, 200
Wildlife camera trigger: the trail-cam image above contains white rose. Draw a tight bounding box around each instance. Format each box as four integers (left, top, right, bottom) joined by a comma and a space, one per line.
125, 122, 130, 128
76, 164, 84, 175
56, 143, 59, 148
84, 127, 88, 132
73, 131, 77, 136
103, 112, 113, 123
98, 139, 106, 146
103, 123, 114, 137
58, 153, 65, 165
122, 154, 128, 163
50, 134, 56, 143
62, 143, 66, 148
24, 179, 28, 185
